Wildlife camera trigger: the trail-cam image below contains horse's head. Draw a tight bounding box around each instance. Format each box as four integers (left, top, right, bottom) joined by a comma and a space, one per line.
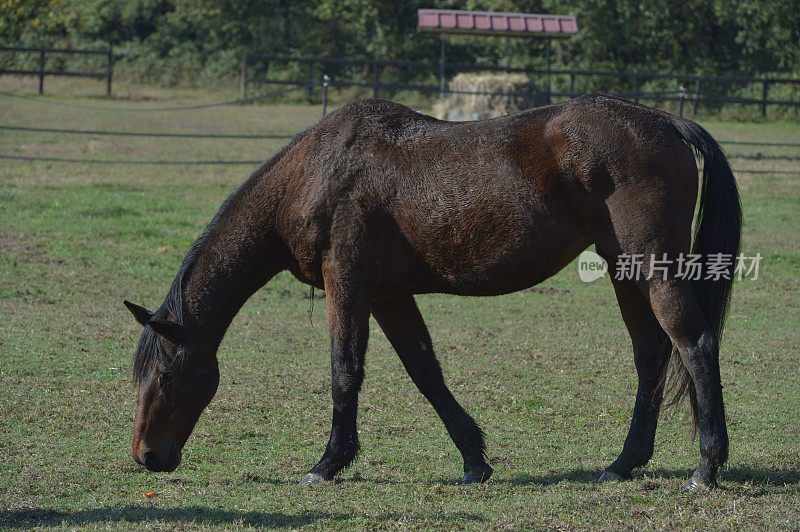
124, 300, 219, 472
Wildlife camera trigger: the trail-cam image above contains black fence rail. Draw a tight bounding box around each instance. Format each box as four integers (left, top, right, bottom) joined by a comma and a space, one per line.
1, 77, 797, 174
242, 53, 800, 117
0, 46, 113, 95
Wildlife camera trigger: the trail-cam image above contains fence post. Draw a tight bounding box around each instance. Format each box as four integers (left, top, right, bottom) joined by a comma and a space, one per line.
678, 85, 686, 117
633, 70, 640, 103
439, 34, 446, 104
569, 72, 575, 95
372, 60, 380, 99
692, 73, 702, 117
240, 51, 248, 98
106, 45, 113, 96
761, 75, 768, 118
38, 50, 45, 94
321, 75, 330, 118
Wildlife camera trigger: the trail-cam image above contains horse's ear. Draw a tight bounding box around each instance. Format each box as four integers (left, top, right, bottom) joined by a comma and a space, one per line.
124, 300, 152, 327
147, 319, 185, 345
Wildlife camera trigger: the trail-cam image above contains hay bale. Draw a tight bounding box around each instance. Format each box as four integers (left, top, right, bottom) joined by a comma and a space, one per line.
433, 72, 546, 121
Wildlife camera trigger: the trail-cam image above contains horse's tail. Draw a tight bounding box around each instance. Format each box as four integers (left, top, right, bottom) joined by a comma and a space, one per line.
663, 117, 742, 427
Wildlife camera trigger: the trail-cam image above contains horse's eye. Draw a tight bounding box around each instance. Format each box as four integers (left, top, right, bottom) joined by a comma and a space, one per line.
159, 372, 174, 389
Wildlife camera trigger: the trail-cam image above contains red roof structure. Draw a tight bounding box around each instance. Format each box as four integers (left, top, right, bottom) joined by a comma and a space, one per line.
418, 9, 578, 38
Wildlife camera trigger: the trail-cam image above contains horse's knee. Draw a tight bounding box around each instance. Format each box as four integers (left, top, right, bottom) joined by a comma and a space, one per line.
332, 371, 364, 403
678, 329, 721, 382
680, 330, 729, 470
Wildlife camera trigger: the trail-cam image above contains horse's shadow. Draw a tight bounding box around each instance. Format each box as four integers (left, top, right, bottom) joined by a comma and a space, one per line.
239, 467, 800, 488
0, 506, 483, 529
3, 468, 796, 527
0, 506, 326, 529
484, 465, 800, 489
718, 465, 800, 487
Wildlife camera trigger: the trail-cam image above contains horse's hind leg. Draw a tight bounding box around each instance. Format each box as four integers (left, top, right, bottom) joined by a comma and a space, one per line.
598, 252, 728, 490
647, 281, 728, 491
595, 160, 728, 490
371, 295, 493, 484
599, 275, 671, 482
300, 264, 371, 484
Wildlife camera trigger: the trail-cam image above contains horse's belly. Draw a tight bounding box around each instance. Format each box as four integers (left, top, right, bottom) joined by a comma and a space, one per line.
379, 206, 590, 296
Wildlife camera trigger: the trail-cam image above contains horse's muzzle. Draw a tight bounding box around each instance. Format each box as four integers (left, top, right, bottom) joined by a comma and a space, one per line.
135, 446, 181, 472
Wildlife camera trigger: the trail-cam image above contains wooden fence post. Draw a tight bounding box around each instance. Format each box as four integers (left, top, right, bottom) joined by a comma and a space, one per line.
569, 72, 575, 95
632, 70, 640, 103
106, 45, 113, 96
321, 74, 330, 118
38, 50, 45, 94
439, 34, 446, 104
761, 75, 769, 118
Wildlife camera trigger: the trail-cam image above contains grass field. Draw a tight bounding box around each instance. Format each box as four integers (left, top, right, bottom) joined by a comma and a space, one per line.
1, 88, 799, 530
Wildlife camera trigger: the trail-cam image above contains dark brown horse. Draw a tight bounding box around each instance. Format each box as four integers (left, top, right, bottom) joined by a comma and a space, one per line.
125, 95, 740, 491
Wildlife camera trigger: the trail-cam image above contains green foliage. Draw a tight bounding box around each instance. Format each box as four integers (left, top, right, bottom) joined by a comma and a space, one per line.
1, 0, 799, 86
547, 0, 800, 75
76, 0, 172, 44
0, 0, 80, 46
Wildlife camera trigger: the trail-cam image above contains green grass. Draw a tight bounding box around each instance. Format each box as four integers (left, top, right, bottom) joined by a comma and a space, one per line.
1, 91, 799, 530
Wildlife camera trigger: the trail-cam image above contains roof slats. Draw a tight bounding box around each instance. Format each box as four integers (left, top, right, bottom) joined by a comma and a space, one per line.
418, 9, 579, 38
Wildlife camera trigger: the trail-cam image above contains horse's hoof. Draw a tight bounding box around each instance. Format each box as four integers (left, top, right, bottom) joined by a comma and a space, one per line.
685, 474, 715, 493
298, 472, 326, 485
598, 469, 629, 482
461, 467, 493, 484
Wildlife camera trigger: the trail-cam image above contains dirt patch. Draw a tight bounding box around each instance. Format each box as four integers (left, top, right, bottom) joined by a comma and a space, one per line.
80, 206, 139, 219
0, 230, 42, 258
524, 286, 571, 295
0, 230, 65, 266
262, 287, 325, 300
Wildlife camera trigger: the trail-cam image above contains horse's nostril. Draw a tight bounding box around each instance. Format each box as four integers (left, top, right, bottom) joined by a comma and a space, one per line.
164, 446, 181, 472
141, 450, 161, 471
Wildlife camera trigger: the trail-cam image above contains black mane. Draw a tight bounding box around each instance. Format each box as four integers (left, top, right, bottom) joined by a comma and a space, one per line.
132, 130, 310, 384
131, 218, 214, 383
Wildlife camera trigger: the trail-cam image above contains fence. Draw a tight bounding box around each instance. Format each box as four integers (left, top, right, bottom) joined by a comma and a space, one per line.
2, 46, 797, 116
1, 79, 797, 175
0, 46, 113, 95
242, 53, 800, 117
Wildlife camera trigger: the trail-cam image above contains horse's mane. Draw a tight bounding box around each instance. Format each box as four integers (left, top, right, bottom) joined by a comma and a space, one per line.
132, 129, 312, 384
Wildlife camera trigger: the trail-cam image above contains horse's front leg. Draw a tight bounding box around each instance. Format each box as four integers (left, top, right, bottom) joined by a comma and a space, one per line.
371, 294, 492, 484
300, 263, 370, 484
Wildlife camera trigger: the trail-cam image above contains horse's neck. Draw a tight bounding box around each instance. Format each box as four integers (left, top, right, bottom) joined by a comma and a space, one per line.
181, 182, 287, 343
